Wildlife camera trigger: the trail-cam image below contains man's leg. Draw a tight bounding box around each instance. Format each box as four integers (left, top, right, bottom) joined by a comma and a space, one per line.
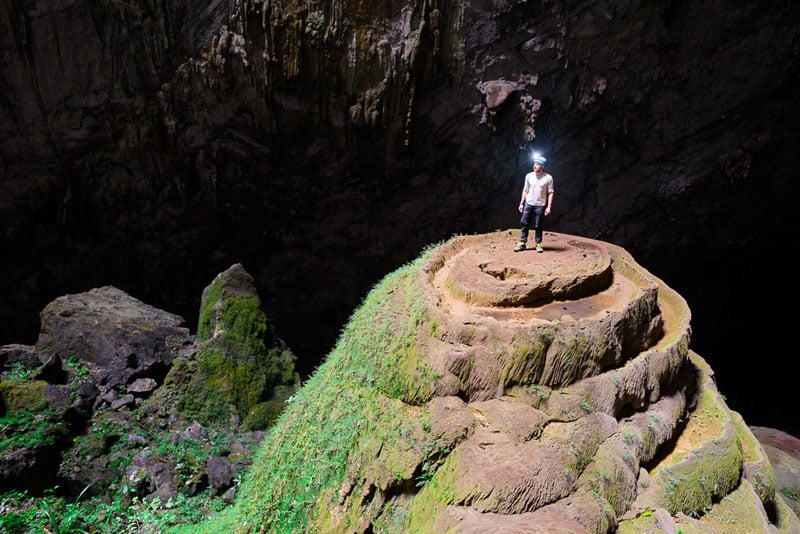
515, 204, 532, 251
533, 206, 545, 252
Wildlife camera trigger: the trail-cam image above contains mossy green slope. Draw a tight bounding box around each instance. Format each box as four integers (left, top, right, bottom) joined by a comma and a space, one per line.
169, 247, 454, 533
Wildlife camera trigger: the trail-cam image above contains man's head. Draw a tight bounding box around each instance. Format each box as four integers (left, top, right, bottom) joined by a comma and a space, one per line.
532, 153, 547, 171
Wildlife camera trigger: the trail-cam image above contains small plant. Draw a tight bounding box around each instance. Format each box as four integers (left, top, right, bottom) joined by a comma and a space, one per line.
781, 486, 800, 501
0, 409, 66, 449
65, 355, 91, 382
39, 484, 94, 534
647, 413, 662, 429
528, 384, 548, 400
415, 469, 434, 488
533, 422, 544, 438
428, 320, 441, 339
5, 362, 34, 382
664, 471, 683, 495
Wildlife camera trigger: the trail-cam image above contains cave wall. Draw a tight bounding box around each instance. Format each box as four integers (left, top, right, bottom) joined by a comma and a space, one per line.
1, 0, 799, 429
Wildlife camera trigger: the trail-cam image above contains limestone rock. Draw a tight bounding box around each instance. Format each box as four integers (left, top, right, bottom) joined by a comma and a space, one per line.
2, 3, 798, 425
751, 426, 800, 518
155, 263, 301, 429
206, 231, 800, 533
36, 286, 192, 391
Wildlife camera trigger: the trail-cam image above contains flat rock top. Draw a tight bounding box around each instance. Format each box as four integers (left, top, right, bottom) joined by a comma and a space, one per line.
445, 232, 613, 307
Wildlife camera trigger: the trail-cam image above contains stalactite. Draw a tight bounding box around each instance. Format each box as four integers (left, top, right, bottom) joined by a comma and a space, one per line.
282, 17, 302, 79
403, 82, 415, 147
430, 0, 441, 63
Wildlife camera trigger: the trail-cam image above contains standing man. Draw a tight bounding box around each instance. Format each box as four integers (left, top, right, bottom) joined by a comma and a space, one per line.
514, 153, 554, 253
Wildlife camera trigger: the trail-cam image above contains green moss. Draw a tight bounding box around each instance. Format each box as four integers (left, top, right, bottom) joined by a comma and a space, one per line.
616, 512, 662, 534
372, 501, 410, 533
197, 279, 222, 342
241, 400, 286, 430
197, 340, 266, 411
501, 341, 547, 385
170, 269, 300, 428
428, 319, 442, 339
457, 327, 476, 345
0, 380, 48, 413
405, 451, 466, 532
173, 250, 449, 533
654, 390, 743, 516
218, 296, 268, 348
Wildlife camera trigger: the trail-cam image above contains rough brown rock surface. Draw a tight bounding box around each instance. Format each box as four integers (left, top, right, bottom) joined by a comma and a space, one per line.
752, 426, 800, 519
201, 231, 800, 533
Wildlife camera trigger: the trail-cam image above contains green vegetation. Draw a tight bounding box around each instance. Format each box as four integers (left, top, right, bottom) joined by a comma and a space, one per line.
170, 247, 453, 533
0, 408, 67, 449
528, 383, 548, 400
0, 264, 303, 533
0, 411, 254, 533
170, 267, 300, 428
0, 488, 228, 533
1, 236, 788, 533
0, 380, 48, 413
654, 389, 743, 517
5, 362, 34, 382
781, 486, 800, 501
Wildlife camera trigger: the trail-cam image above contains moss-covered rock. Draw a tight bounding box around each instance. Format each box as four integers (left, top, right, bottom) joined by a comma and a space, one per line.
158, 264, 300, 428
167, 234, 799, 533
0, 380, 71, 494
0, 379, 49, 414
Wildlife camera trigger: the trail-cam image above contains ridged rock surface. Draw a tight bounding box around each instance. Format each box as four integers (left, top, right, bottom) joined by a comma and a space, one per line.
187, 232, 800, 533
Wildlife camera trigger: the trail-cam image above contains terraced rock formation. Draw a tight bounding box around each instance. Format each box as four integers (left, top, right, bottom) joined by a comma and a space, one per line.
186, 231, 800, 533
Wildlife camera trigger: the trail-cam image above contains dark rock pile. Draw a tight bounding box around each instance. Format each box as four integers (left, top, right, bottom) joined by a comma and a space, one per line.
0, 264, 299, 505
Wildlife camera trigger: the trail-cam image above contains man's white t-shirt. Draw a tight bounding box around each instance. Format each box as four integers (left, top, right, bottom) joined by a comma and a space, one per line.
523, 172, 554, 206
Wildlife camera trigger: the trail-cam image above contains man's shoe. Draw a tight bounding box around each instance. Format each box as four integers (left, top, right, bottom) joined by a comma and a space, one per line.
513, 242, 526, 252
535, 243, 544, 253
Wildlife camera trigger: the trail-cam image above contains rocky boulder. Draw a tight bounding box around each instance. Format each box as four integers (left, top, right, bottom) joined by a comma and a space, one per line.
751, 426, 800, 519
36, 286, 192, 390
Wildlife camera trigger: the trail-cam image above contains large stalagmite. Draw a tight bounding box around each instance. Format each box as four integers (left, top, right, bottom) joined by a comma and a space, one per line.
190, 231, 799, 533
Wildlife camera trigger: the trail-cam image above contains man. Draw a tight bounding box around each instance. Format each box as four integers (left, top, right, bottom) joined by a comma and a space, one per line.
514, 153, 554, 253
